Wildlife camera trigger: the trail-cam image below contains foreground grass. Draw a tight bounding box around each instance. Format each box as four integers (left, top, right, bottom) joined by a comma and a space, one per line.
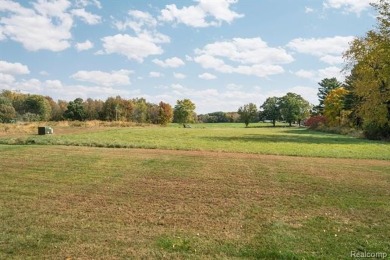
1, 145, 389, 258
1, 123, 389, 160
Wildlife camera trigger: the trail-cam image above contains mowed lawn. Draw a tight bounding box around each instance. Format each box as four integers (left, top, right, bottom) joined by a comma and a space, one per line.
1, 123, 389, 160
1, 145, 389, 259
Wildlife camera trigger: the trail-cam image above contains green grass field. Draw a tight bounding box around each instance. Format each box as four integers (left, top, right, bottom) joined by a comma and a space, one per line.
1, 123, 389, 258
1, 123, 389, 159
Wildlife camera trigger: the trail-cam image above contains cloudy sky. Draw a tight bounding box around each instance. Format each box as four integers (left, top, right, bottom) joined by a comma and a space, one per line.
0, 0, 376, 113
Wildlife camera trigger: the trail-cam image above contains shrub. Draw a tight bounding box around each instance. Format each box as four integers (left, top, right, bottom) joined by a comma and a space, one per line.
363, 122, 390, 140
304, 115, 327, 129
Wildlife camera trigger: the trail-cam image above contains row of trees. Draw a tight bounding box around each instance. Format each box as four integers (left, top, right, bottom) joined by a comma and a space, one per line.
197, 111, 240, 123
0, 90, 176, 125
237, 93, 311, 127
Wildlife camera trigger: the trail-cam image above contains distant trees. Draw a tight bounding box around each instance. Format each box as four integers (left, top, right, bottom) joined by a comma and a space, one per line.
64, 98, 86, 121
173, 99, 196, 126
0, 96, 16, 123
238, 103, 258, 127
260, 97, 280, 127
0, 90, 179, 125
84, 98, 104, 121
279, 93, 311, 126
158, 101, 173, 126
24, 95, 52, 121
198, 111, 232, 123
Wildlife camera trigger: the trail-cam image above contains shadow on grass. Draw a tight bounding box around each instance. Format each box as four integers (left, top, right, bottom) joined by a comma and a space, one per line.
201, 131, 375, 145
246, 125, 292, 129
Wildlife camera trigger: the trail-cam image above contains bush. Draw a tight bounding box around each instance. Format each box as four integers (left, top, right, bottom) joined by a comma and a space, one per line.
363, 122, 390, 140
304, 115, 327, 129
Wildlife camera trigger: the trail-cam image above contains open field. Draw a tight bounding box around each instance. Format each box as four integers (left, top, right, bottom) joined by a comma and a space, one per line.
1, 145, 389, 259
0, 122, 389, 160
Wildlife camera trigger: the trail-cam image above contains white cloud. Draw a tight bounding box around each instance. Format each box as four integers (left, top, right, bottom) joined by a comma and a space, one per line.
0, 0, 73, 51
319, 55, 344, 65
75, 0, 102, 9
75, 40, 94, 51
39, 70, 49, 76
0, 27, 5, 41
113, 10, 170, 44
0, 73, 15, 85
198, 73, 217, 80
103, 10, 170, 62
71, 69, 132, 86
198, 0, 244, 23
295, 69, 315, 79
185, 55, 193, 61
226, 83, 243, 90
153, 57, 185, 68
71, 8, 101, 25
101, 34, 164, 62
32, 0, 72, 18
323, 0, 373, 14
288, 86, 318, 105
318, 66, 345, 80
149, 71, 163, 78
295, 66, 345, 81
194, 38, 293, 77
0, 60, 30, 75
159, 0, 243, 28
45, 79, 63, 89
13, 78, 43, 92
173, 72, 186, 79
287, 36, 354, 64
3, 76, 140, 102
305, 7, 314, 13
114, 10, 157, 32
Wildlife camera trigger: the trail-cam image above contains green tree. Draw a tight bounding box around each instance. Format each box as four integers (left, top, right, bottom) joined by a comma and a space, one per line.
24, 95, 52, 121
173, 99, 196, 127
84, 98, 104, 121
0, 96, 16, 123
343, 73, 362, 127
279, 93, 310, 126
238, 103, 258, 127
316, 78, 342, 114
1, 90, 27, 116
260, 97, 280, 127
132, 98, 148, 123
103, 97, 121, 121
64, 98, 86, 121
297, 97, 312, 126
344, 0, 390, 138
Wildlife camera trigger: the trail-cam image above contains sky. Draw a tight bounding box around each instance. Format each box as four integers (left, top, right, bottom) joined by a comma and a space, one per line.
0, 0, 378, 113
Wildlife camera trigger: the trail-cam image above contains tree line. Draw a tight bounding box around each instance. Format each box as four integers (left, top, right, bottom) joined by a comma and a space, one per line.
304, 0, 390, 140
0, 90, 175, 125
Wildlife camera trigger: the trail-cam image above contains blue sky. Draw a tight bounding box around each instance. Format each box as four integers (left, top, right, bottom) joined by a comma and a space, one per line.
0, 0, 377, 113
